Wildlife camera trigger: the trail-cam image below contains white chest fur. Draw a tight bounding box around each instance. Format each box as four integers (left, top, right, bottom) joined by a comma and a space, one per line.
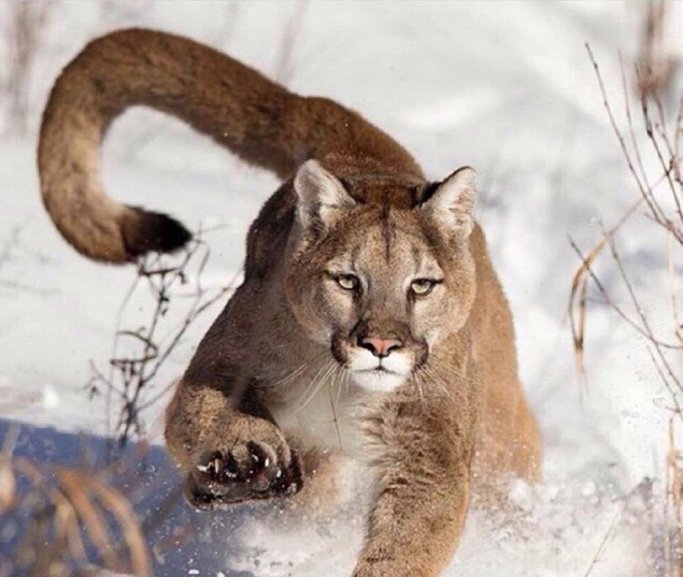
268, 370, 381, 458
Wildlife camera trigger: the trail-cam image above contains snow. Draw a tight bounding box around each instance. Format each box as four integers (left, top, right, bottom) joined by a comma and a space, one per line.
0, 1, 680, 576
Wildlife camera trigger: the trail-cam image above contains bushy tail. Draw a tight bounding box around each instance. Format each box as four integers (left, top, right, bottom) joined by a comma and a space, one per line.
38, 28, 418, 263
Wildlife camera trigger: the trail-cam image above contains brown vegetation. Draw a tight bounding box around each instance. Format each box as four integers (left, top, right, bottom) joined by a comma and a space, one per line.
570, 44, 683, 576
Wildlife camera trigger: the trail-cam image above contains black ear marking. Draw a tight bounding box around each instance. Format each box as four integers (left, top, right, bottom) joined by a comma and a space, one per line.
416, 181, 441, 206
338, 177, 354, 193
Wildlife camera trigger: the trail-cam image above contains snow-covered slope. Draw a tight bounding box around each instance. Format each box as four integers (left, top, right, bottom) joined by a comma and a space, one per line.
1, 2, 678, 575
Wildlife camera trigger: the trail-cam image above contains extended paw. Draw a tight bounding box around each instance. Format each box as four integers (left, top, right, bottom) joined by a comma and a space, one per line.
186, 438, 303, 510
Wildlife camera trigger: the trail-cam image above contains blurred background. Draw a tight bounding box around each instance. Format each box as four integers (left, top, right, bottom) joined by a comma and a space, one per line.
0, 2, 682, 576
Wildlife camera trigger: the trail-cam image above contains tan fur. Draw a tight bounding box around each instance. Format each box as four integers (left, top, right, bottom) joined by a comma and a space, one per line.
39, 29, 541, 577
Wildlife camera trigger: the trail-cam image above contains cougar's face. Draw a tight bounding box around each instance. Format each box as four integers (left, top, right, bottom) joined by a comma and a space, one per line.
285, 161, 477, 393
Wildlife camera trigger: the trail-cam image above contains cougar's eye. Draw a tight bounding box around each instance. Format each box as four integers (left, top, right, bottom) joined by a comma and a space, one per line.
410, 278, 438, 296
336, 274, 359, 291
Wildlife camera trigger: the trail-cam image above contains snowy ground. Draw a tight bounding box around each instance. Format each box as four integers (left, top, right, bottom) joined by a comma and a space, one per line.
1, 2, 681, 576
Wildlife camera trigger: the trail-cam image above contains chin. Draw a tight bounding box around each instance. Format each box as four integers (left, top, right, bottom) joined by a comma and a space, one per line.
350, 369, 407, 393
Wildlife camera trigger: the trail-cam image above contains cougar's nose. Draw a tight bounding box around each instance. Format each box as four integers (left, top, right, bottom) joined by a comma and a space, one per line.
359, 336, 403, 358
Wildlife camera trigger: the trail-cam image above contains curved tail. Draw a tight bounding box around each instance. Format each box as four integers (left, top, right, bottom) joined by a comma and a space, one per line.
38, 28, 419, 263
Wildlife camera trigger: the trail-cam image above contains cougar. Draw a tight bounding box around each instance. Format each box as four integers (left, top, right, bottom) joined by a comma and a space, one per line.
38, 29, 541, 577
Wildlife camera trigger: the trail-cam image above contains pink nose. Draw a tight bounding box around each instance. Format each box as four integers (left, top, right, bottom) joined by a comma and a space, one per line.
360, 337, 403, 358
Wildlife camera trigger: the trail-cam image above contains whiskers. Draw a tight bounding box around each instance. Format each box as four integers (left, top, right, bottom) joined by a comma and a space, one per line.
412, 360, 462, 409
293, 360, 348, 451
295, 359, 338, 413
260, 349, 328, 390
328, 365, 348, 451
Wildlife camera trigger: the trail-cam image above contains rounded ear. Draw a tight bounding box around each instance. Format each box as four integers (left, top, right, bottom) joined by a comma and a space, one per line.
421, 166, 476, 238
294, 159, 356, 232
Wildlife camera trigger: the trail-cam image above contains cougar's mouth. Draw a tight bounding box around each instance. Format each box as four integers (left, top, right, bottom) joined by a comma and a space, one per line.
349, 368, 408, 393
357, 365, 398, 375
329, 332, 418, 392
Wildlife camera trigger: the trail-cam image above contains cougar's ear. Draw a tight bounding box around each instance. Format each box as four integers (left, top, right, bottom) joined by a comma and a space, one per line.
294, 160, 355, 232
421, 166, 476, 239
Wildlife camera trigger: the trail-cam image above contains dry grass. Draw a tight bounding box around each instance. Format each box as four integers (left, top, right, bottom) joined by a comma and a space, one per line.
1, 1, 53, 135
0, 428, 151, 577
570, 44, 683, 378
637, 1, 677, 101
272, 0, 310, 86
570, 43, 682, 576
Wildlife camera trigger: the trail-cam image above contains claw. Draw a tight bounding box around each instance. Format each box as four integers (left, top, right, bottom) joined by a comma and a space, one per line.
224, 453, 239, 479
196, 453, 223, 476
189, 442, 301, 507
211, 457, 222, 475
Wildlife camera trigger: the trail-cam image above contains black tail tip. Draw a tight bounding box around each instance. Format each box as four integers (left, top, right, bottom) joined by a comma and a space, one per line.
122, 207, 192, 258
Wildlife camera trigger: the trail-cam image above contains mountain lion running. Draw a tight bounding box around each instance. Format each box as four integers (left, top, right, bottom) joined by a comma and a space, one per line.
38, 29, 541, 577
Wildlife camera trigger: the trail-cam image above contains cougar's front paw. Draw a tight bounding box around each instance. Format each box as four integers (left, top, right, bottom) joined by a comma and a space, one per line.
185, 426, 303, 510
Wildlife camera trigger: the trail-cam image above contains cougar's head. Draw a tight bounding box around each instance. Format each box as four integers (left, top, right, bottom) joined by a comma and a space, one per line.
285, 160, 477, 393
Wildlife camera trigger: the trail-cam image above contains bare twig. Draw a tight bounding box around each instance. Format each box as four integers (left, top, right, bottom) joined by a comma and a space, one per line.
89, 230, 239, 446
576, 40, 683, 576
582, 506, 621, 577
